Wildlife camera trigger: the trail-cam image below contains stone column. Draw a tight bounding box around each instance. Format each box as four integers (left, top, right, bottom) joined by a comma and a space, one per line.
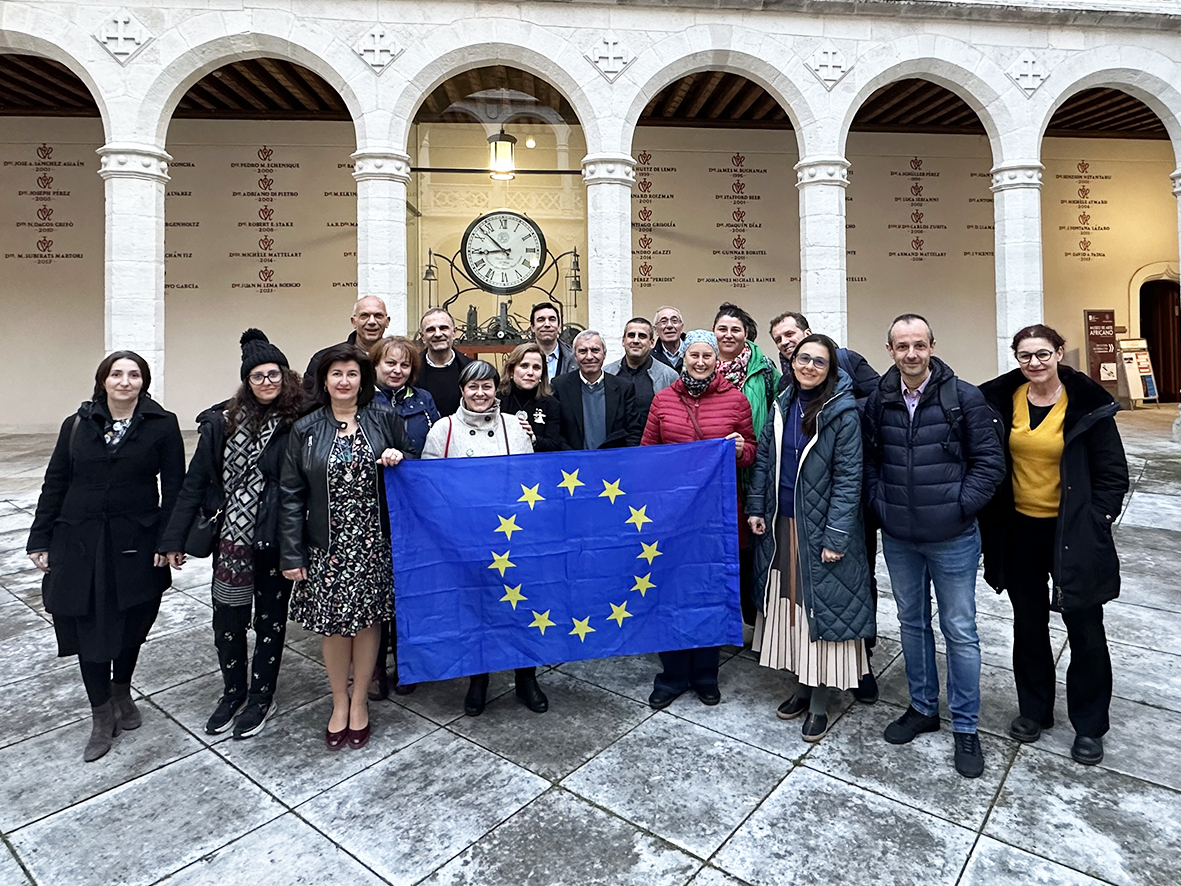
796, 157, 850, 342
991, 161, 1044, 373
582, 152, 635, 355
97, 143, 171, 388
352, 149, 412, 334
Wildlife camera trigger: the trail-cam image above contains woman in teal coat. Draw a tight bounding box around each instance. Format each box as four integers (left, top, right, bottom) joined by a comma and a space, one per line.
746, 334, 874, 741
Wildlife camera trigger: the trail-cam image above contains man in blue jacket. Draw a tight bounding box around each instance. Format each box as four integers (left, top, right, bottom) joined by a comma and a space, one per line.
862, 313, 1004, 778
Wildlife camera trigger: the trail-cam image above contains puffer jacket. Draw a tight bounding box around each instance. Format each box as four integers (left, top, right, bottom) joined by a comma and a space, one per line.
978, 365, 1129, 612
374, 384, 438, 456
746, 372, 873, 641
278, 403, 415, 571
862, 356, 1005, 544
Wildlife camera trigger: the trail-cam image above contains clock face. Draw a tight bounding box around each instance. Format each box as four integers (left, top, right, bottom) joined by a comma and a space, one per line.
460, 211, 547, 295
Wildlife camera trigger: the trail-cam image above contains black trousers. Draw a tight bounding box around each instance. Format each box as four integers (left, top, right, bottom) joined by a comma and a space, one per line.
1006, 513, 1112, 738
79, 647, 141, 707
655, 647, 721, 693
212, 551, 292, 705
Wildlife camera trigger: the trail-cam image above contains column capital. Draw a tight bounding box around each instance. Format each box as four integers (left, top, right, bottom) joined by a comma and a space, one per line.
97, 143, 171, 183
990, 162, 1044, 192
352, 149, 411, 183
794, 156, 850, 190
581, 153, 635, 186
1170, 169, 1181, 196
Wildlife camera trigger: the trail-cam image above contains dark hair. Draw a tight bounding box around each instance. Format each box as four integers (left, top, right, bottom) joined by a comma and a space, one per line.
713, 302, 758, 342
93, 350, 151, 400
790, 334, 840, 437
529, 302, 562, 325
314, 344, 376, 408
370, 336, 423, 385
770, 311, 810, 334
887, 313, 935, 346
500, 343, 552, 398
459, 359, 500, 390
624, 317, 654, 336
1012, 324, 1066, 352
225, 368, 306, 438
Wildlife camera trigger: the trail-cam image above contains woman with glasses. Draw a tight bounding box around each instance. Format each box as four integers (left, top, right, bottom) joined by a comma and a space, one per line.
162, 330, 305, 740
642, 330, 756, 709
746, 334, 873, 742
979, 324, 1128, 766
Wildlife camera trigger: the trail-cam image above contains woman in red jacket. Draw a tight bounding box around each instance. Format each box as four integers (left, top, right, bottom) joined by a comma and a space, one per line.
642, 329, 756, 708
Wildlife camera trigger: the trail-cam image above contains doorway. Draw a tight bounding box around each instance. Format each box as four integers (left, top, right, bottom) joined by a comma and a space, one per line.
1140, 279, 1181, 402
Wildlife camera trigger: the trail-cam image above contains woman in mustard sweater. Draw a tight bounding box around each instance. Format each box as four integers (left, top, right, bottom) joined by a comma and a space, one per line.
979, 324, 1129, 767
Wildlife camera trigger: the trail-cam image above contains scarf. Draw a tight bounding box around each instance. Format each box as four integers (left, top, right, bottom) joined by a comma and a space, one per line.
211, 412, 278, 606
679, 369, 714, 398
718, 342, 752, 390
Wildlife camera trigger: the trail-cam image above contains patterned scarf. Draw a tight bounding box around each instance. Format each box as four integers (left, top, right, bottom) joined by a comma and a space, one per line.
679, 369, 714, 398
211, 413, 278, 606
718, 342, 752, 390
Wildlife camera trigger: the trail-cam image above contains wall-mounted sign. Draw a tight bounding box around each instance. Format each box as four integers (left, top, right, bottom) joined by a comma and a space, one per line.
1084, 309, 1117, 387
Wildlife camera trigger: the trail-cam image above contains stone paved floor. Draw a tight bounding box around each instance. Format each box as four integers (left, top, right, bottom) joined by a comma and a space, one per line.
1, 411, 1180, 886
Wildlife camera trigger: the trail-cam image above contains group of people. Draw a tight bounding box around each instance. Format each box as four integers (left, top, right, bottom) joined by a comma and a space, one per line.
27, 294, 1128, 780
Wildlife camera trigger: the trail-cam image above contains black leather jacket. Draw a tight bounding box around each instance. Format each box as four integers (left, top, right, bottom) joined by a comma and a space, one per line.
279, 403, 415, 571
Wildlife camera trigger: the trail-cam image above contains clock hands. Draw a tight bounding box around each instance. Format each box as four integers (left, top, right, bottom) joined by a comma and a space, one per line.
470, 246, 512, 256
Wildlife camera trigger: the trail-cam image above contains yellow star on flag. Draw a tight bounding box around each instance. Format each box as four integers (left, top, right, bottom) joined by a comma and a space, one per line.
495, 514, 522, 540
558, 469, 585, 496
637, 541, 663, 565
569, 616, 596, 642
529, 609, 556, 635
607, 601, 633, 627
631, 573, 655, 597
488, 550, 515, 577
625, 505, 652, 532
518, 484, 544, 510
500, 584, 526, 609
599, 479, 625, 504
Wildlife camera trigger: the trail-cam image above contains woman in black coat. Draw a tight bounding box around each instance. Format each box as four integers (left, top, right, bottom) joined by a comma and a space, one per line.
498, 342, 563, 452
279, 344, 415, 750
161, 330, 304, 740
27, 351, 185, 762
979, 323, 1129, 766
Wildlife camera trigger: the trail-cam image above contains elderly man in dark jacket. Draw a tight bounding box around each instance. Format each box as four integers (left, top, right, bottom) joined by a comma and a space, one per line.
862, 314, 1005, 779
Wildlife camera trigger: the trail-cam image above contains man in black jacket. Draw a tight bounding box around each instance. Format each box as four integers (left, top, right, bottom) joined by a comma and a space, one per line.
862, 313, 1005, 779
416, 308, 471, 417
530, 302, 576, 381
302, 296, 390, 393
551, 330, 641, 449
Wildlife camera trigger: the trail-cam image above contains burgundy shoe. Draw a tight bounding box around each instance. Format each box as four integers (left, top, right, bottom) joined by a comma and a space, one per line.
346, 723, 371, 750
325, 726, 348, 751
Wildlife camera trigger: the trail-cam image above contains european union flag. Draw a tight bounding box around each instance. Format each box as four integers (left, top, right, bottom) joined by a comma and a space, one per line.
386, 439, 742, 683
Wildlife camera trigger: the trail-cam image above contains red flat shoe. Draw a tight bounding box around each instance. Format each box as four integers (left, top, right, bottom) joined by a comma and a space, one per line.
325, 726, 348, 750
346, 723, 370, 750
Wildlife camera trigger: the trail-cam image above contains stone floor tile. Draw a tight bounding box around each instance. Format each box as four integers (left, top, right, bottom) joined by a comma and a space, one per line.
0, 513, 33, 535
974, 579, 1016, 621
169, 560, 214, 593
688, 867, 751, 886
158, 813, 387, 886
665, 652, 853, 760
9, 752, 284, 886
149, 649, 330, 745
0, 846, 30, 886
421, 788, 702, 886
0, 529, 28, 554
448, 670, 653, 780
1057, 639, 1181, 713
0, 548, 35, 575
1113, 523, 1181, 571
1, 665, 90, 749
0, 707, 203, 832
1111, 569, 1181, 615
1031, 694, 1181, 792
215, 695, 437, 806
1101, 598, 1181, 654
298, 730, 547, 886
132, 625, 221, 696
0, 568, 42, 595
960, 836, 1111, 886
563, 714, 789, 858
933, 611, 1067, 672
556, 652, 666, 704
802, 701, 1018, 829
987, 745, 1181, 886
0, 601, 69, 687
390, 669, 531, 726
713, 766, 976, 886
875, 649, 1020, 739
1119, 491, 1181, 532
149, 591, 216, 640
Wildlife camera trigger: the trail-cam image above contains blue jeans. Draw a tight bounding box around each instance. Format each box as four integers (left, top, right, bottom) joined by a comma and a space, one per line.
881, 526, 981, 733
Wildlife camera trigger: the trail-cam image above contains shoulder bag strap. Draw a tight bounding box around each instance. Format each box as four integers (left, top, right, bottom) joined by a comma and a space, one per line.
443, 417, 454, 458
676, 392, 707, 441
501, 415, 510, 454
68, 414, 81, 474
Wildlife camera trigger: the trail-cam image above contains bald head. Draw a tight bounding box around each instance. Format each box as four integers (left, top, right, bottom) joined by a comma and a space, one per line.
351, 296, 390, 347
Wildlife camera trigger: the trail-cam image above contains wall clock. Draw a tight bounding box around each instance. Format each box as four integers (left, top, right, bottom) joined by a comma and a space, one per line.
460, 210, 547, 295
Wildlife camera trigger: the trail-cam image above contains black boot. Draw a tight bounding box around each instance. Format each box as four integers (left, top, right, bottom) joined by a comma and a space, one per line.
84, 701, 122, 762
110, 681, 142, 729
515, 670, 548, 713
465, 674, 489, 716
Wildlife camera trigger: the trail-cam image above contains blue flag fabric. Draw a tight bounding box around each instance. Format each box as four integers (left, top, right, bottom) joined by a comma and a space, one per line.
386, 439, 742, 683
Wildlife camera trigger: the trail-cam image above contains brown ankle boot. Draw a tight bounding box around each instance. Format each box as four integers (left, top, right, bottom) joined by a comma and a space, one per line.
83, 701, 122, 762
111, 682, 142, 730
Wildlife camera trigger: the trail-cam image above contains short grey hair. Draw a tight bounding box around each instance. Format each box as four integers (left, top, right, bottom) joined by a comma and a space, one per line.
572, 329, 604, 349
419, 307, 454, 329
458, 359, 499, 389
886, 313, 935, 346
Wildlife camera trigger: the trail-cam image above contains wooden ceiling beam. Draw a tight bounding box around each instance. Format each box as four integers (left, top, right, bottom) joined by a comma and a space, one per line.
660, 74, 697, 117
5, 56, 95, 103
261, 59, 321, 112
856, 80, 930, 122
289, 61, 343, 110
237, 60, 298, 111
683, 71, 727, 118
212, 67, 270, 111
1050, 91, 1135, 126
895, 90, 964, 125
728, 82, 766, 119
0, 61, 87, 106
704, 74, 749, 120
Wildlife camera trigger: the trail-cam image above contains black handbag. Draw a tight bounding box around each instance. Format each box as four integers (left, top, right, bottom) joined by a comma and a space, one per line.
184, 494, 225, 558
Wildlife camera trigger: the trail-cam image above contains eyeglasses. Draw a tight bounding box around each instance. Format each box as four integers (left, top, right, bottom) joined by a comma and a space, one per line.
794, 354, 829, 369
655, 317, 682, 326
1015, 350, 1055, 364
248, 370, 283, 385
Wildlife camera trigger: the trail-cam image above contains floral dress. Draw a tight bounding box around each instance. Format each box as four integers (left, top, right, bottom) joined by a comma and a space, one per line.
290, 429, 393, 636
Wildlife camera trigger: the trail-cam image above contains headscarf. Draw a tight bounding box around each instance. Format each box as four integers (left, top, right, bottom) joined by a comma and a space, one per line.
679, 329, 719, 398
